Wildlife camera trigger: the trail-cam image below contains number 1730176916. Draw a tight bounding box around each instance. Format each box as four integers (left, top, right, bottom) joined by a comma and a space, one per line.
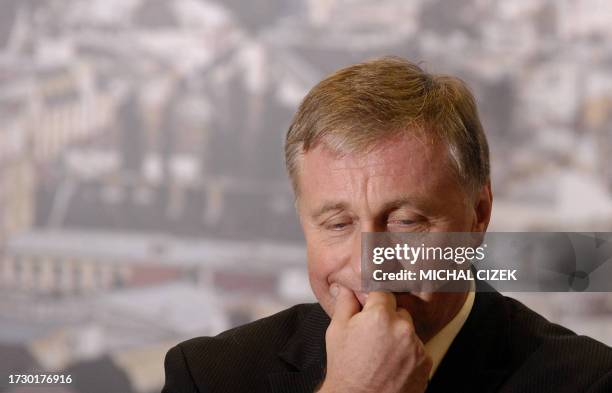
8, 374, 72, 384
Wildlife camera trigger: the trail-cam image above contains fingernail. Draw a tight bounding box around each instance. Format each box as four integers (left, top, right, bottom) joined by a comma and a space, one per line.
330, 284, 339, 298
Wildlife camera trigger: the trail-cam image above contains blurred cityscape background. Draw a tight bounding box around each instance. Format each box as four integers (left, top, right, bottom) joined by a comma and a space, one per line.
0, 0, 611, 392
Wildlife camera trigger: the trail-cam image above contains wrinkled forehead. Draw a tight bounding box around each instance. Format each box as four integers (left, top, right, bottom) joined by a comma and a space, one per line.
293, 135, 466, 213
298, 133, 449, 183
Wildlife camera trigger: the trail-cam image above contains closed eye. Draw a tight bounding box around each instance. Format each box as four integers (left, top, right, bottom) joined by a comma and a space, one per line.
388, 219, 417, 226
387, 217, 428, 231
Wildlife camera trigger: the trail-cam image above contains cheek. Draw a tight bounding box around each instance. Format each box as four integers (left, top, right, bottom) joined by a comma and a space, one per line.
307, 246, 331, 290
433, 207, 473, 232
449, 196, 476, 230
306, 245, 337, 314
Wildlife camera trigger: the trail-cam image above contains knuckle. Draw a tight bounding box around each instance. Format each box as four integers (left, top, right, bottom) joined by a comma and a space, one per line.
369, 305, 390, 323
394, 319, 413, 335
397, 308, 410, 319
421, 354, 434, 371
414, 341, 427, 358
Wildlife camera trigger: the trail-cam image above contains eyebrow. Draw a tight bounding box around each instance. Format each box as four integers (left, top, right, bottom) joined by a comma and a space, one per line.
379, 196, 424, 213
311, 202, 348, 220
310, 196, 425, 220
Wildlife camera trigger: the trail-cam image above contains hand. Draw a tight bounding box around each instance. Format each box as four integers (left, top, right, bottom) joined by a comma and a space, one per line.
318, 286, 432, 393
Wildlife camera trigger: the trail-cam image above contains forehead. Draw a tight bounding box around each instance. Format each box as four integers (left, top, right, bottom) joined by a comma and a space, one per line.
301, 132, 450, 183
295, 132, 468, 216
309, 134, 437, 172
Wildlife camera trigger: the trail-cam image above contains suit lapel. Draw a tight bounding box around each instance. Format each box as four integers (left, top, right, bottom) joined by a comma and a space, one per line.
426, 283, 514, 393
268, 304, 330, 393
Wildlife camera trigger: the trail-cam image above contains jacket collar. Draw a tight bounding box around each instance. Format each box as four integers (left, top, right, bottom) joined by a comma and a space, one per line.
268, 303, 330, 393
426, 281, 513, 393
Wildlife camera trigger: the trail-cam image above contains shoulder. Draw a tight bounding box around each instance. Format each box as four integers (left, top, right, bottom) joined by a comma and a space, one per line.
503, 295, 612, 363
502, 295, 612, 392
180, 302, 315, 359
162, 303, 320, 392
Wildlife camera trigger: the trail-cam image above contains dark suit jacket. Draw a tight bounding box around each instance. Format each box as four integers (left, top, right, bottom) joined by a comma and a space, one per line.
162, 289, 612, 393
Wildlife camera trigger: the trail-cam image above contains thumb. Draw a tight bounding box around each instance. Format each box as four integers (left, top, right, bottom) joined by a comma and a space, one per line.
331, 284, 360, 322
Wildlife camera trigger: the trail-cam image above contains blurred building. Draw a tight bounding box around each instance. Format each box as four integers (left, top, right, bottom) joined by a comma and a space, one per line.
1, 1, 612, 392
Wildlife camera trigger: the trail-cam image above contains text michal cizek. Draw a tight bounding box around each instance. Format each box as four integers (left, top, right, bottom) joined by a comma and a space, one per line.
372, 268, 518, 282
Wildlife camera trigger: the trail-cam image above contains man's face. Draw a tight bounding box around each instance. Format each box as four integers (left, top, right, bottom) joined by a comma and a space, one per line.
296, 133, 491, 341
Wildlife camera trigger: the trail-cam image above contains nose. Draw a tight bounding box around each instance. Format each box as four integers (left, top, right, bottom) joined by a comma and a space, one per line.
349, 231, 362, 276
349, 220, 382, 277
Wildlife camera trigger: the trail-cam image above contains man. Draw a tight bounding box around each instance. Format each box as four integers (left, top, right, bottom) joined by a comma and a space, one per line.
162, 57, 612, 392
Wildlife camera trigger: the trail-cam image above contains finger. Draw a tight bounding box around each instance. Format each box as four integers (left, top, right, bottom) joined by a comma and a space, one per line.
331, 285, 361, 322
363, 291, 396, 312
396, 307, 415, 326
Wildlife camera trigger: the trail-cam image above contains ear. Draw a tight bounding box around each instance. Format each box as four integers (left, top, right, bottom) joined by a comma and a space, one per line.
471, 181, 493, 232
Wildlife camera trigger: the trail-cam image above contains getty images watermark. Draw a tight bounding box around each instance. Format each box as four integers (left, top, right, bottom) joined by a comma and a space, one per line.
361, 232, 612, 292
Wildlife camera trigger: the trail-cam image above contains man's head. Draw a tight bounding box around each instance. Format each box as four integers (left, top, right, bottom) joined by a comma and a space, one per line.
284, 57, 492, 342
